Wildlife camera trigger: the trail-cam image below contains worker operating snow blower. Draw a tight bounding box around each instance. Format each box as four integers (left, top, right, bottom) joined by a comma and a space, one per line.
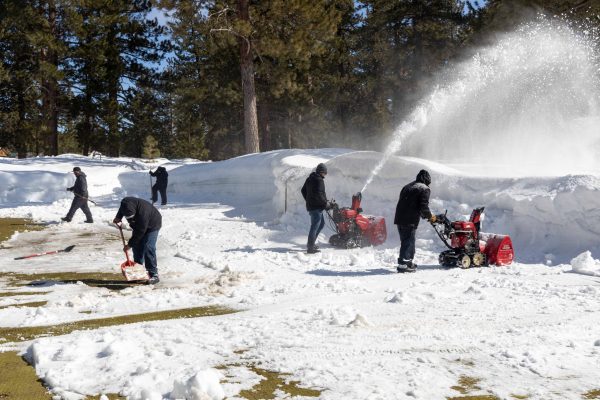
326, 192, 387, 248
431, 207, 514, 268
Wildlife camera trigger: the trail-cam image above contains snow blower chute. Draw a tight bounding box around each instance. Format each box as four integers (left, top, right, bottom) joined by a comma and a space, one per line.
327, 192, 387, 248
431, 207, 514, 268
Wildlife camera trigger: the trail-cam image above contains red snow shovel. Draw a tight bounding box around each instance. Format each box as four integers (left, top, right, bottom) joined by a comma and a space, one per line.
14, 245, 76, 260
116, 223, 149, 281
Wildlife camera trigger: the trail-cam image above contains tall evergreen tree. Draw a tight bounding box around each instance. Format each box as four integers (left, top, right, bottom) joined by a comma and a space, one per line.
64, 0, 167, 156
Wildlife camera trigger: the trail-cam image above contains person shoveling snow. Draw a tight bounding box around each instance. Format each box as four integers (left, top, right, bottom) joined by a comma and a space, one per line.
113, 197, 162, 284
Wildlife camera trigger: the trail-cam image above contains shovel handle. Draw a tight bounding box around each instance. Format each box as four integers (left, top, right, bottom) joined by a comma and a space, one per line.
115, 222, 132, 264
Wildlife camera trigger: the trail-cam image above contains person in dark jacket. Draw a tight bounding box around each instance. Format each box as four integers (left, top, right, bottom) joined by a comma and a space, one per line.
393, 169, 436, 272
113, 197, 162, 284
301, 163, 329, 253
150, 166, 168, 205
62, 167, 93, 223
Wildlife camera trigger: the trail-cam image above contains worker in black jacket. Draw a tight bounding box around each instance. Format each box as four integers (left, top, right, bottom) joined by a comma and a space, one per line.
150, 166, 169, 205
301, 163, 329, 253
62, 167, 93, 223
113, 197, 162, 284
394, 169, 436, 272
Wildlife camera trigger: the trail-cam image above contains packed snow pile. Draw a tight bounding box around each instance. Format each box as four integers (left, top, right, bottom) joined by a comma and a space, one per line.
569, 251, 600, 276
171, 370, 225, 400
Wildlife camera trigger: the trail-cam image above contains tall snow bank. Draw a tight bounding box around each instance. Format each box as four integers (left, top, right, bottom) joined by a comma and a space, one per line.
0, 155, 148, 205
117, 149, 600, 263
117, 149, 349, 221
3, 149, 600, 263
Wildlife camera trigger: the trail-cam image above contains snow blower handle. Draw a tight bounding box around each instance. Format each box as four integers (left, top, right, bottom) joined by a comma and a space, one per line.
115, 222, 132, 264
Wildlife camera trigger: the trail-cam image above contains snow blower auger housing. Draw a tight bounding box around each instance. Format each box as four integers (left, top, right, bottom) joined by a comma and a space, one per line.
432, 207, 514, 268
327, 192, 387, 248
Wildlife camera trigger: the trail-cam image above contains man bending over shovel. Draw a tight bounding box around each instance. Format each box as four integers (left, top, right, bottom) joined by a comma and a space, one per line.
113, 197, 162, 284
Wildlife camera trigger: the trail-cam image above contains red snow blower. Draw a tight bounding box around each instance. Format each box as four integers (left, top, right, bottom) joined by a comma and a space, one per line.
327, 192, 387, 248
431, 207, 514, 268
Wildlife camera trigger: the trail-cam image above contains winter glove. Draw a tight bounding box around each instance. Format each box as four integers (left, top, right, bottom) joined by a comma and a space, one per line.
67, 187, 73, 192
113, 218, 122, 224
429, 215, 437, 223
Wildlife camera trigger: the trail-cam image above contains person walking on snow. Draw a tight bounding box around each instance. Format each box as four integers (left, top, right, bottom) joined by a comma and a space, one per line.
113, 197, 162, 284
62, 167, 93, 223
301, 163, 330, 254
394, 169, 436, 273
150, 166, 168, 205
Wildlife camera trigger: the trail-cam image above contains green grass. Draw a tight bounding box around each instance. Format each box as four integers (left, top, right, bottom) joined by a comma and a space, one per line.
0, 301, 48, 310
448, 376, 500, 400
0, 305, 237, 343
0, 291, 48, 298
451, 376, 483, 395
2, 271, 142, 291
584, 389, 600, 399
237, 365, 321, 399
0, 351, 52, 399
0, 218, 45, 243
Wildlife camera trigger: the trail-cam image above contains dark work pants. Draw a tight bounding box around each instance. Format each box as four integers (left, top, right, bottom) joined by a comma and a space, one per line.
397, 224, 417, 264
66, 197, 93, 221
132, 229, 159, 278
151, 185, 167, 205
307, 209, 325, 248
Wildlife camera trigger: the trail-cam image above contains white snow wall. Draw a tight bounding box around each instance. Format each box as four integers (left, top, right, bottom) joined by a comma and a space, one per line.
119, 150, 600, 264
2, 150, 599, 263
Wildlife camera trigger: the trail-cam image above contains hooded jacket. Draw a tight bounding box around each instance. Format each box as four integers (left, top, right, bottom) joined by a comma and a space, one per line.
393, 171, 433, 226
301, 172, 328, 211
115, 197, 162, 247
68, 172, 88, 197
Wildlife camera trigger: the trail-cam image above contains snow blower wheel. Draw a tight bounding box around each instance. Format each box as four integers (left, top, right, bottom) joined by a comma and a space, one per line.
472, 252, 486, 266
459, 254, 471, 269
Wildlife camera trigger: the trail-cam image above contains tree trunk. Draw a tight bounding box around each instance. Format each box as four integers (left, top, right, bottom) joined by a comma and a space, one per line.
106, 26, 120, 157
259, 101, 271, 151
16, 86, 27, 159
237, 0, 260, 154
42, 0, 59, 156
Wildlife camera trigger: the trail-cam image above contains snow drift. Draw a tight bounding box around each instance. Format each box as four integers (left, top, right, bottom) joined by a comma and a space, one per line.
2, 149, 600, 263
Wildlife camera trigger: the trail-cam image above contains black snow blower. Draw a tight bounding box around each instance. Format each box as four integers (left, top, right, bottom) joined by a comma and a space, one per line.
326, 192, 387, 248
431, 207, 514, 268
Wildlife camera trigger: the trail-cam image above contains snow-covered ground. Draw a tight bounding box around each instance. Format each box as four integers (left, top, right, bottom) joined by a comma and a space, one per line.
0, 150, 599, 400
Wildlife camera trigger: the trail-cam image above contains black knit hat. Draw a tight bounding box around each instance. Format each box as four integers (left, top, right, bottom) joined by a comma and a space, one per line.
73, 167, 81, 172
416, 169, 431, 186
316, 163, 327, 174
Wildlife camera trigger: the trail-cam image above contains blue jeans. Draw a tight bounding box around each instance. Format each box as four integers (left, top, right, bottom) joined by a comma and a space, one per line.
397, 225, 416, 264
307, 209, 325, 248
132, 229, 159, 277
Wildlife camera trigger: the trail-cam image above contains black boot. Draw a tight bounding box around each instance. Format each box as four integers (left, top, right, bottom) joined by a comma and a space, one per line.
307, 245, 320, 254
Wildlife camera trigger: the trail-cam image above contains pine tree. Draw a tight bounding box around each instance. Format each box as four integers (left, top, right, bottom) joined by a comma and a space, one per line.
0, 1, 43, 157
64, 0, 167, 156
142, 135, 160, 159
356, 0, 477, 139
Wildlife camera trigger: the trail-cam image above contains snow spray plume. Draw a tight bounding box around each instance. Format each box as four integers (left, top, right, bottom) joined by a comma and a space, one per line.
362, 17, 600, 192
